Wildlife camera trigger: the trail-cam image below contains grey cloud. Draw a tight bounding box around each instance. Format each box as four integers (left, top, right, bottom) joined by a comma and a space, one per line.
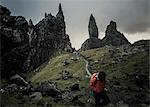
1, 0, 149, 49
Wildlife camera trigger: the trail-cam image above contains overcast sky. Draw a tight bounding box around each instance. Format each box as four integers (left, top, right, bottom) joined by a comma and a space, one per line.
1, 0, 150, 49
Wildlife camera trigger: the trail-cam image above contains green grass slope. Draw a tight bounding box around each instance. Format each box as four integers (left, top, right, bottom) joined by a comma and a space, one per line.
1, 45, 149, 106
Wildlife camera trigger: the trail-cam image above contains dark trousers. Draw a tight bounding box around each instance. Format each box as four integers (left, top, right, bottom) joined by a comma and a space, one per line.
94, 91, 110, 106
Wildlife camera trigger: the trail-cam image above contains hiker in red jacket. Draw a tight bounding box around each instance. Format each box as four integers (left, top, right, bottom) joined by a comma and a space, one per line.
90, 71, 110, 106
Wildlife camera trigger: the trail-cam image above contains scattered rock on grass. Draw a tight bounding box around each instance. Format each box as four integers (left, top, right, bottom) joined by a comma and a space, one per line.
70, 84, 80, 91
10, 74, 28, 86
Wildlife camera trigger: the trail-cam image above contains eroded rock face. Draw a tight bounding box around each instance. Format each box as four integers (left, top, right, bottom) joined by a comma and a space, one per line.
102, 21, 131, 46
1, 4, 72, 78
80, 37, 102, 51
1, 5, 31, 78
88, 14, 99, 38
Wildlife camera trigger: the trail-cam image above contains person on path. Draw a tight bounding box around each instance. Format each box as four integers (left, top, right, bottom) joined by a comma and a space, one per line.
90, 71, 110, 106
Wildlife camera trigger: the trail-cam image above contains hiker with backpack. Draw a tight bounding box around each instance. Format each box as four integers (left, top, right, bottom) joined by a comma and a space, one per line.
90, 71, 110, 106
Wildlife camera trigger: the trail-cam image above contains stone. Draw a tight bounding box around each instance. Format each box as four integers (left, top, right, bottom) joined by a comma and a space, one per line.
54, 95, 63, 102
70, 95, 79, 102
35, 81, 61, 97
29, 92, 42, 101
70, 84, 80, 91
63, 60, 69, 66
61, 91, 82, 103
61, 70, 73, 80
3, 84, 18, 93
71, 57, 78, 61
10, 74, 28, 86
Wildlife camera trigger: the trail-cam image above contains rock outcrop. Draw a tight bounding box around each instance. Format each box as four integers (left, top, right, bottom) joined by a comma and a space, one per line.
1, 5, 31, 78
80, 37, 102, 51
102, 21, 130, 46
1, 4, 73, 78
132, 40, 150, 47
80, 14, 102, 51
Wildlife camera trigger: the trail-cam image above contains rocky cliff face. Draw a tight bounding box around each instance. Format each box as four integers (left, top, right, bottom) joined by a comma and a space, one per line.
102, 21, 131, 46
80, 14, 102, 51
1, 4, 72, 78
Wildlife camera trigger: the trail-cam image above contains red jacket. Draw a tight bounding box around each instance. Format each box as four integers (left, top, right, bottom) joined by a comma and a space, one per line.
90, 73, 105, 93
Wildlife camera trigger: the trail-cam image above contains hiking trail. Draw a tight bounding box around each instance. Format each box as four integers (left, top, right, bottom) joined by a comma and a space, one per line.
74, 51, 92, 77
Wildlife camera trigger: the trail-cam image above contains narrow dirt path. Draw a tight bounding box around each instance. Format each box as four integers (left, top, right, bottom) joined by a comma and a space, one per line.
74, 51, 92, 77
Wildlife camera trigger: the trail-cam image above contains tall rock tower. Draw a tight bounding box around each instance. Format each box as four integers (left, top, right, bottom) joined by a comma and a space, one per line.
80, 14, 102, 51
88, 14, 99, 38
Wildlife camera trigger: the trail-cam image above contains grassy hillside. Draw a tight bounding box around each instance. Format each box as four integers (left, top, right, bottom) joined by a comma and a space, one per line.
28, 53, 87, 89
81, 46, 149, 105
1, 45, 149, 106
28, 45, 149, 105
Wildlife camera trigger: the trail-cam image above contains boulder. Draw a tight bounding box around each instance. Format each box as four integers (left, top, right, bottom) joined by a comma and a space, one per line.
63, 60, 69, 66
10, 74, 28, 86
2, 84, 18, 93
70, 84, 80, 91
29, 92, 42, 101
61, 91, 82, 103
35, 81, 61, 97
61, 70, 73, 80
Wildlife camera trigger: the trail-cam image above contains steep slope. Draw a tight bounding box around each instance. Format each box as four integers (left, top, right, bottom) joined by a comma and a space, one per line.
81, 45, 149, 105
27, 44, 149, 106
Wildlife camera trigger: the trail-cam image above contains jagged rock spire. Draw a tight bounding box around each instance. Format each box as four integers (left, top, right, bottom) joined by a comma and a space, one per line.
29, 19, 34, 27
56, 3, 64, 20
88, 14, 99, 38
45, 12, 47, 18
106, 21, 117, 34
102, 20, 130, 46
